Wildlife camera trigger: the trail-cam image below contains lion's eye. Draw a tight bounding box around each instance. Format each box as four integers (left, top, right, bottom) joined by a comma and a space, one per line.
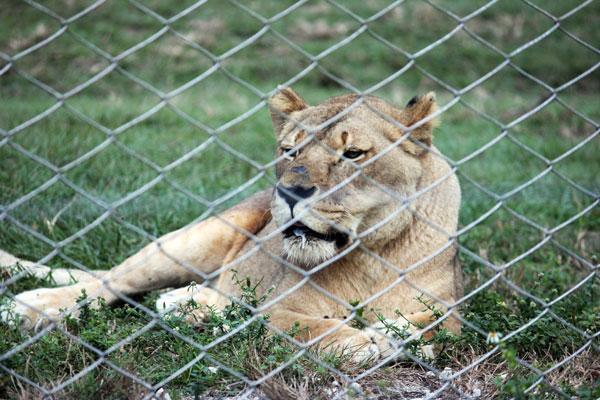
342, 149, 365, 160
281, 147, 298, 160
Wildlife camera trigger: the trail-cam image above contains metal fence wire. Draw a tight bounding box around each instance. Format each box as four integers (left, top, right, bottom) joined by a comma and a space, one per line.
0, 0, 598, 399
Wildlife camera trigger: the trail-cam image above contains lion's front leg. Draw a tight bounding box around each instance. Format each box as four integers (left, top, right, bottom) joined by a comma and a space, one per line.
2, 189, 272, 330
0, 249, 108, 285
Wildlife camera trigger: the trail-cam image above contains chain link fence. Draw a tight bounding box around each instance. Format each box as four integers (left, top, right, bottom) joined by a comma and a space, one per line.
0, 0, 598, 399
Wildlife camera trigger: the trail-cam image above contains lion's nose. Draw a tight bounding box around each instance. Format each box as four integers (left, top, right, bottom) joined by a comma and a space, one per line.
290, 165, 308, 175
277, 184, 317, 211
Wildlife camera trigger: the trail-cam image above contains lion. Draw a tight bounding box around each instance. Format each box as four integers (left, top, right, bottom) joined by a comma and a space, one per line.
0, 88, 462, 362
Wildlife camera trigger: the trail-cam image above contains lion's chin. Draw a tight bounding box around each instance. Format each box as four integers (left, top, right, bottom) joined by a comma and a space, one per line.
282, 237, 337, 269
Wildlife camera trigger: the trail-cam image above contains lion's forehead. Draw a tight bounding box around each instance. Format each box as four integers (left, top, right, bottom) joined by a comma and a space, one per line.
282, 107, 387, 150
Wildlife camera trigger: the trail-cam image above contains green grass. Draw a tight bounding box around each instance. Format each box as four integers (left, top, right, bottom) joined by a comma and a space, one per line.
1, 0, 599, 398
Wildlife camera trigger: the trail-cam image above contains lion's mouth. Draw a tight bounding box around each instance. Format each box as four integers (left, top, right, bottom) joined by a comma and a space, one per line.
282, 222, 349, 248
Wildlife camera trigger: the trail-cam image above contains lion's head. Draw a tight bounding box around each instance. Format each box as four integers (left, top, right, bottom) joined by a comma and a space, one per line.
268, 88, 440, 268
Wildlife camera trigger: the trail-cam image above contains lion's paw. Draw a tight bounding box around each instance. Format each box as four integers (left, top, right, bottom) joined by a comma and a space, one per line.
155, 286, 209, 325
339, 329, 395, 364
369, 318, 437, 361
1, 287, 82, 330
156, 290, 187, 313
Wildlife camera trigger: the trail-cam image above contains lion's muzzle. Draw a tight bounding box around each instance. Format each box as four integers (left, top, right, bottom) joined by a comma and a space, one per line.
273, 184, 353, 268
276, 184, 316, 217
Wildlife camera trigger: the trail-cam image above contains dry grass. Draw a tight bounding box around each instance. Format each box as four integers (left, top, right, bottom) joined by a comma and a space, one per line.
541, 349, 599, 395
3, 366, 151, 400
210, 344, 599, 400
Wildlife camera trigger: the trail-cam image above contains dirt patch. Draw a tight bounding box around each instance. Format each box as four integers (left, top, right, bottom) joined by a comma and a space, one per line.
181, 18, 227, 49
290, 19, 350, 41
8, 23, 50, 54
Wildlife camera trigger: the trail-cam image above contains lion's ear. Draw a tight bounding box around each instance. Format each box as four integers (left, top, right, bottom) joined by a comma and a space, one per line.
268, 87, 308, 137
397, 92, 439, 155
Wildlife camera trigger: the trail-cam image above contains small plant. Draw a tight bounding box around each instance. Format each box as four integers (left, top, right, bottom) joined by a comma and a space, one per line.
348, 299, 367, 329
369, 295, 458, 363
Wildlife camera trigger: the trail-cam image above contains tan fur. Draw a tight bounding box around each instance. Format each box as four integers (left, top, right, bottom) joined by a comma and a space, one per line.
1, 88, 461, 362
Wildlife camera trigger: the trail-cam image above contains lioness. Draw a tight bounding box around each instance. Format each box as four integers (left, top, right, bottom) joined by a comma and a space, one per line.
1, 88, 462, 362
